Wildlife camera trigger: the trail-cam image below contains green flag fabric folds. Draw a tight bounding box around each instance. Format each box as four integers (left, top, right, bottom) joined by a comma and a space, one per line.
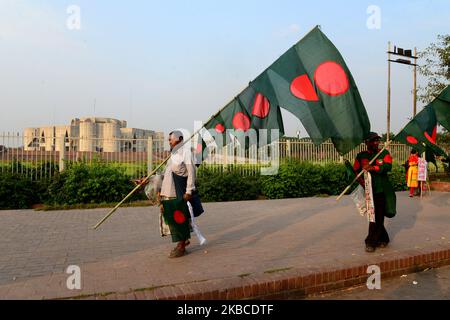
161, 199, 191, 243
395, 86, 450, 161
395, 105, 446, 157
431, 86, 450, 131
204, 87, 285, 147
202, 26, 370, 155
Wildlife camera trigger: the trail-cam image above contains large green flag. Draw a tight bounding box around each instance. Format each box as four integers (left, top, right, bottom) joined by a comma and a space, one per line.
430, 85, 450, 131
203, 88, 285, 147
250, 26, 370, 155
395, 104, 448, 160
201, 26, 369, 155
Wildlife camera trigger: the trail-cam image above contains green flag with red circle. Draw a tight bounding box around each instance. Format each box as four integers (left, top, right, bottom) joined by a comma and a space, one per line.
431, 86, 450, 131
202, 26, 370, 155
395, 87, 450, 163
161, 199, 191, 243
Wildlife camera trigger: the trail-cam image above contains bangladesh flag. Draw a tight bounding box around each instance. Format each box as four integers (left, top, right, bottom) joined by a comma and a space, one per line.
193, 131, 214, 166
161, 199, 191, 243
430, 85, 450, 131
237, 86, 285, 145
204, 89, 285, 148
201, 26, 369, 155
395, 105, 448, 163
250, 26, 370, 155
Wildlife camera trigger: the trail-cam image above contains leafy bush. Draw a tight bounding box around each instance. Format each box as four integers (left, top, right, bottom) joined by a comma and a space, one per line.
260, 161, 350, 199
260, 161, 407, 199
319, 163, 353, 195
0, 160, 412, 209
388, 164, 407, 192
46, 161, 145, 205
197, 168, 260, 202
0, 173, 37, 209
0, 161, 58, 179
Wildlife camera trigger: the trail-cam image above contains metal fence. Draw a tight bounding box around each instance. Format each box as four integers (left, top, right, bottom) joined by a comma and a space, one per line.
0, 133, 167, 180
0, 132, 413, 180
279, 138, 411, 164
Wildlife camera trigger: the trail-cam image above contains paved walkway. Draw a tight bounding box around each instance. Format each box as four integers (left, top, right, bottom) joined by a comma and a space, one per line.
0, 192, 449, 299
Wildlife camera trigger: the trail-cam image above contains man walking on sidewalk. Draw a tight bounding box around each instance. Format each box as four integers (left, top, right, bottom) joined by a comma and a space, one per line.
158, 130, 203, 258
353, 132, 397, 253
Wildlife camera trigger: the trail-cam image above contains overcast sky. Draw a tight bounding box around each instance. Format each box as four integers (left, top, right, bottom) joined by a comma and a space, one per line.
0, 0, 449, 138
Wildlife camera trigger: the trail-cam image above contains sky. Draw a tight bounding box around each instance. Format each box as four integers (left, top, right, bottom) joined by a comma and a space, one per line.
0, 0, 449, 138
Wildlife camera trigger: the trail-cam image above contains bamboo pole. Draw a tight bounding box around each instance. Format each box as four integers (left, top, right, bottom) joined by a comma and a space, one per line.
336, 140, 392, 201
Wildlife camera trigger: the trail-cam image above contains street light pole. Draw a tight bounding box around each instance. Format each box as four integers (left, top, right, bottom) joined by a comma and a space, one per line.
413, 47, 417, 117
387, 41, 391, 143
386, 43, 418, 142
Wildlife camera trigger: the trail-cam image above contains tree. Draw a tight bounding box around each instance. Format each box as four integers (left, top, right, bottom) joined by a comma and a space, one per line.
418, 34, 450, 103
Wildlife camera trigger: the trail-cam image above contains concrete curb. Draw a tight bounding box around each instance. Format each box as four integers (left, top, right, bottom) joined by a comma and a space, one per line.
86, 247, 450, 300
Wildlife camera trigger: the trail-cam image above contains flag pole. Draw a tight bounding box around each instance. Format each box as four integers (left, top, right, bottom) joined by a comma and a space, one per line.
92, 95, 242, 230
336, 140, 393, 201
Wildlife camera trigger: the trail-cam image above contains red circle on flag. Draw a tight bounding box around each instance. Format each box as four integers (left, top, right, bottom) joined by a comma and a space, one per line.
314, 61, 349, 96
424, 132, 436, 144
424, 126, 437, 144
232, 112, 251, 131
252, 93, 270, 118
290, 74, 319, 101
406, 136, 418, 144
173, 210, 186, 224
215, 123, 225, 133
196, 143, 203, 154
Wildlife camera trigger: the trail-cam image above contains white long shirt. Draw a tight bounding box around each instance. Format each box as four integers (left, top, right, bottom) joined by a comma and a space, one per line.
160, 143, 196, 198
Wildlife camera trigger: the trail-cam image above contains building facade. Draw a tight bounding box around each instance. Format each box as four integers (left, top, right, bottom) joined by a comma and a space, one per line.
24, 117, 164, 152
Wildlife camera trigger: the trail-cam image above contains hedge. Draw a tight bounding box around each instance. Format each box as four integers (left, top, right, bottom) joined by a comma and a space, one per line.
0, 161, 411, 209
46, 161, 146, 205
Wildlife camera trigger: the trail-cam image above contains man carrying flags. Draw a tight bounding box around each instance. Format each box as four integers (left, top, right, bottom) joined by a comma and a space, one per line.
157, 130, 203, 258
353, 132, 396, 253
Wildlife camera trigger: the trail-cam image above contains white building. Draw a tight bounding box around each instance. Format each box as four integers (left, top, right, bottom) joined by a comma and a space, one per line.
24, 117, 164, 152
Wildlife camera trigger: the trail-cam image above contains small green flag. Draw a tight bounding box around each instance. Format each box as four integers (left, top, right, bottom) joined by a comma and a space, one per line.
161, 199, 191, 243
395, 102, 448, 159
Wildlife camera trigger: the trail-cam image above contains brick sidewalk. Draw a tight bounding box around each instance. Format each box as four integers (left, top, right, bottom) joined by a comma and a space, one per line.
0, 192, 449, 300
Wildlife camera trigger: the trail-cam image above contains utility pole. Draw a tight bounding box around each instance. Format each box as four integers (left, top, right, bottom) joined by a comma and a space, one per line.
387, 42, 391, 143
386, 43, 418, 143
413, 47, 417, 117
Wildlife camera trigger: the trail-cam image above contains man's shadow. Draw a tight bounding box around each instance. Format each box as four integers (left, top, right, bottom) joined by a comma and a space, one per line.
203, 200, 345, 250
387, 192, 421, 241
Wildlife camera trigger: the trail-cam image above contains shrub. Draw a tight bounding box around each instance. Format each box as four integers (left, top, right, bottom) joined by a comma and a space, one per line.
260, 161, 407, 199
260, 161, 352, 199
0, 173, 37, 209
197, 167, 260, 202
0, 160, 412, 209
319, 163, 353, 195
46, 161, 145, 205
388, 164, 407, 192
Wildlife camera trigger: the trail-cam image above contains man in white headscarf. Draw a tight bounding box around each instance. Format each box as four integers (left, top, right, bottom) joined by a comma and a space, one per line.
157, 130, 198, 258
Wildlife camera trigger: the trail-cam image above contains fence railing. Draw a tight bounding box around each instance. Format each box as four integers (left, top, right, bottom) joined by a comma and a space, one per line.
278, 138, 411, 164
0, 133, 413, 180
